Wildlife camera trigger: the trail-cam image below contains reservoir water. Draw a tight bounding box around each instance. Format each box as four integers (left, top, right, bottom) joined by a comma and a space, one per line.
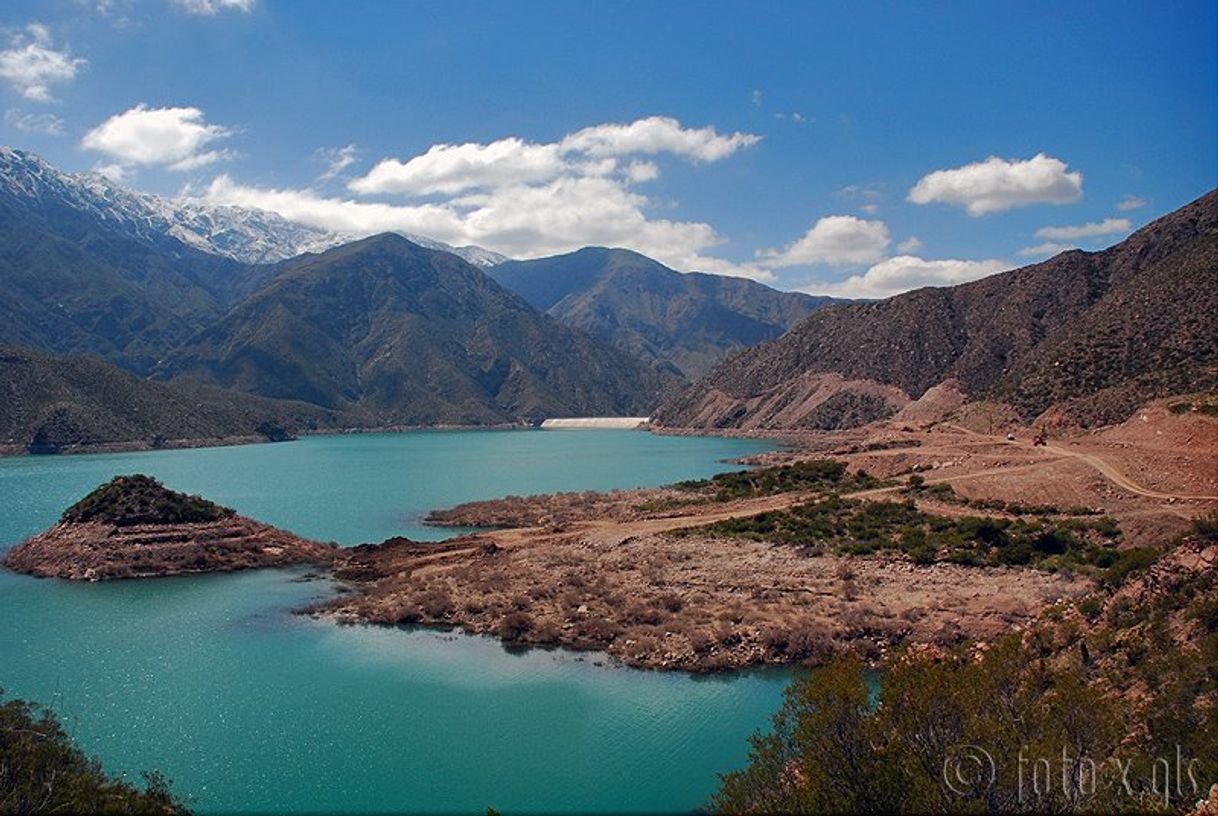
0, 430, 789, 813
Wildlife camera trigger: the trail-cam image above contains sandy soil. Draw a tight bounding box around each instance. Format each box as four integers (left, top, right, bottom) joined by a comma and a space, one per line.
316, 399, 1217, 671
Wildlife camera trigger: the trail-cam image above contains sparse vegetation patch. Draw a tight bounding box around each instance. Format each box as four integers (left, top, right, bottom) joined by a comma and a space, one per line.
61, 474, 235, 527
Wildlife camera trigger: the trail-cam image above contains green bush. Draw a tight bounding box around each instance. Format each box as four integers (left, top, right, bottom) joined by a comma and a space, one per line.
692, 496, 1125, 575
61, 475, 234, 527
0, 692, 189, 813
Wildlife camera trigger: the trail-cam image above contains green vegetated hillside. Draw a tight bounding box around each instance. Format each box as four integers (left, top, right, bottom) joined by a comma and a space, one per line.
656, 189, 1218, 430
492, 247, 834, 380
0, 151, 248, 374
158, 235, 674, 424
0, 346, 351, 453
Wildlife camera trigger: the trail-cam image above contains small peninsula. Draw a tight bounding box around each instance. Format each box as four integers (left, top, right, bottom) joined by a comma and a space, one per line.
3, 475, 335, 580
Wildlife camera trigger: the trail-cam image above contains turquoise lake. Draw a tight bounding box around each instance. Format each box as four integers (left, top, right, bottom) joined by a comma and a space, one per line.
0, 430, 790, 814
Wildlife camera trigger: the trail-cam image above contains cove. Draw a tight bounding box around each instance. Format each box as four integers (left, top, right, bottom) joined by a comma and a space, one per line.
0, 430, 791, 813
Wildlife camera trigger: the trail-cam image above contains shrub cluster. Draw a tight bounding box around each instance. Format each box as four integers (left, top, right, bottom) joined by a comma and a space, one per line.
675, 459, 883, 502
61, 474, 235, 527
693, 495, 1131, 575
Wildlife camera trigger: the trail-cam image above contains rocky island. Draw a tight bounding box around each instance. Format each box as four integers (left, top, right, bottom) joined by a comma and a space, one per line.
3, 475, 335, 580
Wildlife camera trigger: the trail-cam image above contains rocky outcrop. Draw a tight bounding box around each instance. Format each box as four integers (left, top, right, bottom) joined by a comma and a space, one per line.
3, 475, 334, 580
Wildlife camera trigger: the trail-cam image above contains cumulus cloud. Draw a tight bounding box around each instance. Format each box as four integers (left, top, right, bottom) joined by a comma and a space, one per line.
201, 171, 774, 282
558, 116, 760, 162
351, 138, 564, 196
207, 116, 764, 279
758, 215, 890, 268
1034, 217, 1130, 241
897, 236, 923, 253
315, 143, 358, 181
173, 0, 254, 13
4, 108, 64, 135
625, 160, 659, 183
0, 23, 86, 102
91, 161, 129, 182
804, 255, 1010, 299
349, 116, 759, 198
1017, 241, 1073, 258
1116, 194, 1147, 211
908, 153, 1083, 216
81, 104, 236, 173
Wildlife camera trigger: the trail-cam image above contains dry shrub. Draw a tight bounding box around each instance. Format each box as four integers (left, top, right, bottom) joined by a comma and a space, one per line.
715, 621, 741, 647
787, 623, 834, 663
901, 606, 926, 623
576, 617, 621, 645
658, 592, 685, 613
688, 629, 715, 654
418, 588, 453, 618
624, 600, 666, 626
532, 620, 561, 641
497, 611, 534, 641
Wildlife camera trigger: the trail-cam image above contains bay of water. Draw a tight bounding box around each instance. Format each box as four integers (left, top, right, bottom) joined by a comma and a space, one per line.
0, 430, 790, 813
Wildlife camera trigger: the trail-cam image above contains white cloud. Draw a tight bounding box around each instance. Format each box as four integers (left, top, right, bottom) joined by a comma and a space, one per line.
1116, 194, 1147, 211
316, 143, 358, 181
897, 236, 923, 253
91, 161, 129, 182
1034, 217, 1130, 241
201, 171, 775, 282
558, 116, 760, 162
81, 104, 236, 173
351, 138, 564, 196
4, 108, 64, 135
804, 255, 1010, 299
0, 24, 86, 102
350, 117, 760, 198
750, 89, 762, 106
624, 160, 659, 183
226, 115, 765, 279
1017, 241, 1073, 257
173, 0, 254, 13
908, 153, 1083, 216
758, 215, 890, 268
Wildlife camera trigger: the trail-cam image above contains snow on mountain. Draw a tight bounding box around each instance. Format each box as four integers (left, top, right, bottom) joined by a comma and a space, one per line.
0, 147, 510, 267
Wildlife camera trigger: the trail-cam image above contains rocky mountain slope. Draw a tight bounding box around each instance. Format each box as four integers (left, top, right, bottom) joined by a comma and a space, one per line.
0, 147, 507, 267
655, 189, 1218, 430
160, 235, 673, 424
0, 346, 353, 454
490, 247, 833, 379
0, 165, 246, 373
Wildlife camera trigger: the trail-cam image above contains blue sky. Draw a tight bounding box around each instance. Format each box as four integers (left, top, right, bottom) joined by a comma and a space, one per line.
1, 0, 1214, 295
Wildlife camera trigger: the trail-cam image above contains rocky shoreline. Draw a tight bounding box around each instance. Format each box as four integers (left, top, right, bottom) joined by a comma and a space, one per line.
3, 476, 335, 580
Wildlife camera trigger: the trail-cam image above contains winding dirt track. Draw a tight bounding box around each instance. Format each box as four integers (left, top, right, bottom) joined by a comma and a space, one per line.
476, 432, 1217, 551
1043, 443, 1218, 501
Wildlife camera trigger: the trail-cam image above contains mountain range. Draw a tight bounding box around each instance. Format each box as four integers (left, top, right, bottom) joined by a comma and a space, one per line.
0, 147, 507, 267
0, 346, 348, 454
158, 234, 672, 424
655, 189, 1218, 430
2, 146, 1212, 451
490, 247, 833, 380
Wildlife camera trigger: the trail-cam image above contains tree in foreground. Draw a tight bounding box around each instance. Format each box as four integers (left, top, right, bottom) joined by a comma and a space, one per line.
0, 693, 189, 814
713, 518, 1218, 814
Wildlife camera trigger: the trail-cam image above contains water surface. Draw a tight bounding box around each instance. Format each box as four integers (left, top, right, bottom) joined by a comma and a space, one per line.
0, 430, 790, 813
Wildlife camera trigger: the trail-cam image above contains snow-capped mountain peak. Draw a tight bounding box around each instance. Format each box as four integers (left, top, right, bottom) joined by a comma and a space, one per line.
0, 147, 510, 267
